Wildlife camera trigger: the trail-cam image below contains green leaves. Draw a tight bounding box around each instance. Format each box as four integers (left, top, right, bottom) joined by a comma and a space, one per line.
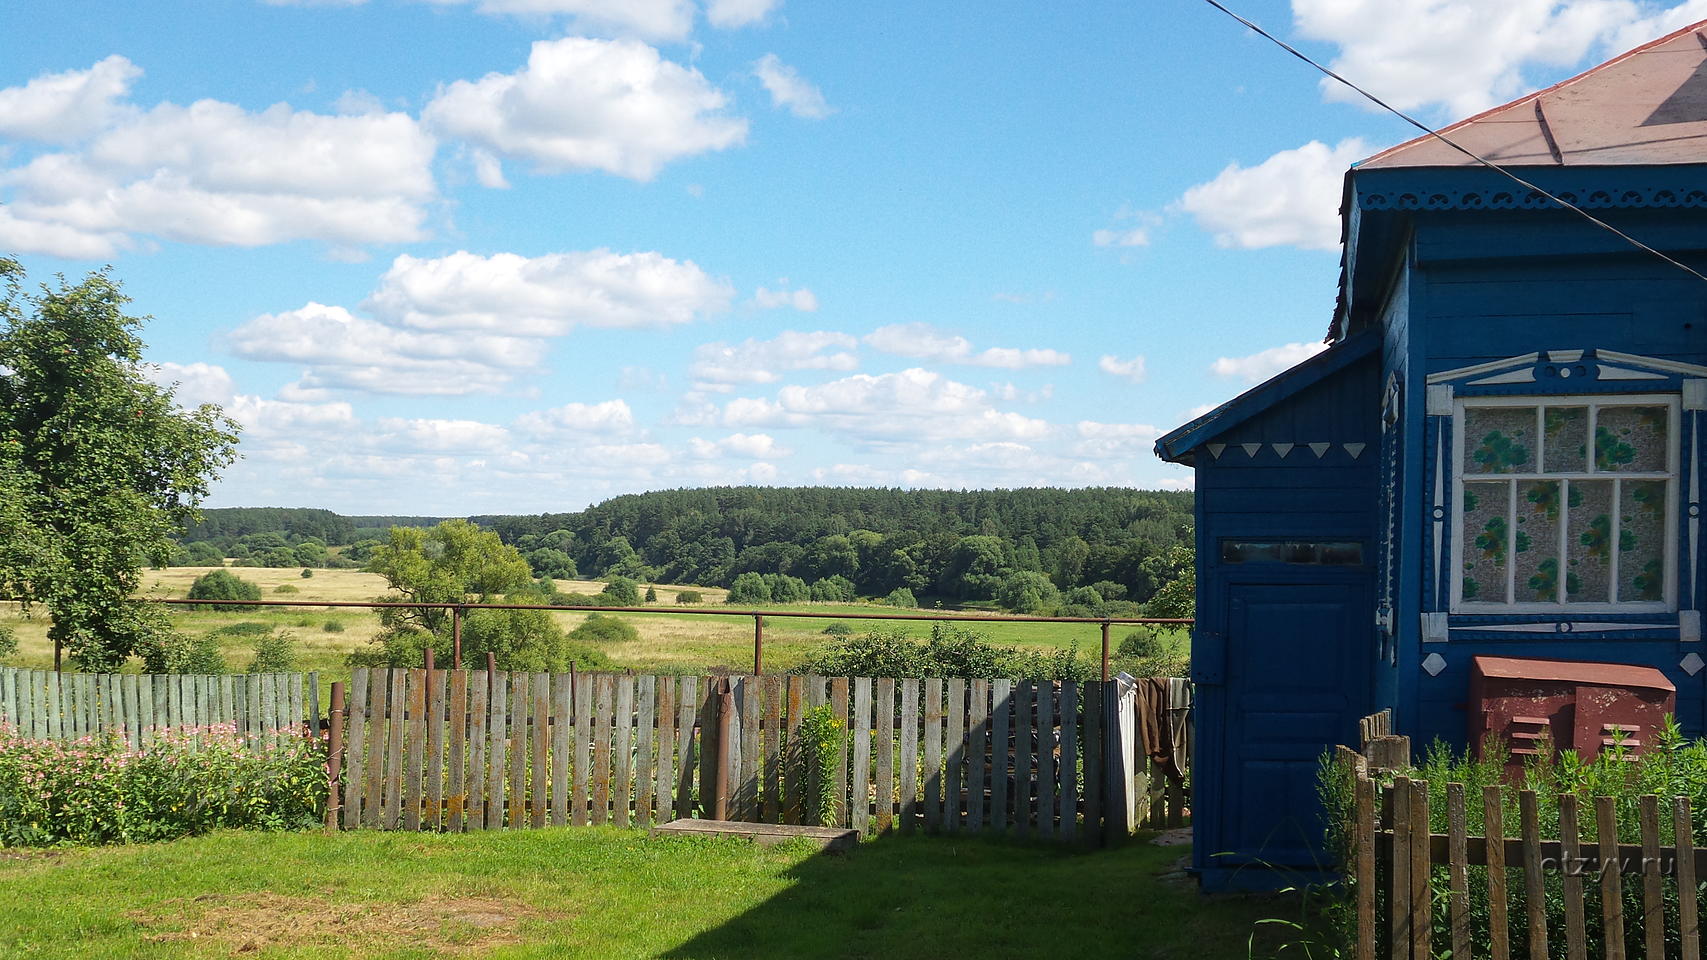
0, 262, 239, 669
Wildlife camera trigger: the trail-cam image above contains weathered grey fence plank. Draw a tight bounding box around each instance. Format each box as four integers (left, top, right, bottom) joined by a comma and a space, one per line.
968, 679, 988, 832
467, 671, 488, 830
654, 677, 674, 825
343, 668, 369, 829
447, 669, 468, 832
763, 676, 783, 824
361, 668, 386, 829
1059, 682, 1078, 842
427, 668, 446, 831
875, 677, 895, 833
635, 677, 655, 828
1035, 682, 1054, 837
551, 672, 571, 828
944, 678, 964, 833
991, 679, 1011, 833
403, 669, 426, 831
573, 671, 592, 826
613, 675, 634, 829
851, 677, 872, 837
1013, 680, 1032, 838
592, 675, 612, 826
676, 676, 697, 821
894, 676, 921, 826
923, 678, 942, 831
830, 678, 850, 830
531, 672, 550, 830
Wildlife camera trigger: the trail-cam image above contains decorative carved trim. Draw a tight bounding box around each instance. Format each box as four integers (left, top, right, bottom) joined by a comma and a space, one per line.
1682, 610, 1701, 643
1422, 653, 1447, 677
1422, 612, 1449, 643
1359, 186, 1707, 213
1455, 621, 1675, 634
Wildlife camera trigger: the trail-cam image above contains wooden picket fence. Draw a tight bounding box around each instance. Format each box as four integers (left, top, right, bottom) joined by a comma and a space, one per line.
1341, 752, 1703, 959
0, 665, 318, 745
334, 668, 1179, 840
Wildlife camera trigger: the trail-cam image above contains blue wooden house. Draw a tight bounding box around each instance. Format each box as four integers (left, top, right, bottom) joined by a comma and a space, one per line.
1155, 22, 1707, 891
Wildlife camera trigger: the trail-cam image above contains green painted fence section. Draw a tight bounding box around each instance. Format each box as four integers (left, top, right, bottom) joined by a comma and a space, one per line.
0, 666, 319, 746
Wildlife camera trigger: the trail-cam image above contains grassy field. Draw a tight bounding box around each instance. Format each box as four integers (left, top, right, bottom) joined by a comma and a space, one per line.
0, 827, 1298, 959
1, 567, 1186, 679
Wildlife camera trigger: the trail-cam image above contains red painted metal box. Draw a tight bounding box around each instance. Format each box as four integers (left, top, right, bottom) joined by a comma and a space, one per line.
1469, 656, 1675, 774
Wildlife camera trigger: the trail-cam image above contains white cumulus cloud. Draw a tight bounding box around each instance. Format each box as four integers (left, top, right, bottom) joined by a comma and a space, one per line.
0, 55, 141, 143
863, 323, 1070, 369
513, 399, 637, 437
751, 281, 819, 311
1210, 341, 1329, 383
689, 330, 858, 387
1098, 354, 1147, 384
424, 37, 747, 181
1177, 138, 1367, 251
753, 54, 832, 119
707, 0, 782, 27
722, 367, 1050, 444
365, 249, 732, 336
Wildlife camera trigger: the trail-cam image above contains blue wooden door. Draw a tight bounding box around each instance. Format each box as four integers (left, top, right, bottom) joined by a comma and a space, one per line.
1220, 579, 1370, 872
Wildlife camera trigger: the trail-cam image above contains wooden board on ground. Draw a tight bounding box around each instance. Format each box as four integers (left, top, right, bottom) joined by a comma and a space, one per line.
650, 818, 858, 852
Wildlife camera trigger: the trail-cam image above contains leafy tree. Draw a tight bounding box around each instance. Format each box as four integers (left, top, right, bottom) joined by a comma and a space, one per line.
808, 575, 855, 602
176, 541, 224, 566
995, 570, 1061, 614
644, 584, 657, 602
943, 535, 1011, 599
568, 613, 639, 645
599, 576, 641, 605
360, 520, 537, 667
1049, 536, 1090, 589
0, 259, 239, 669
728, 572, 770, 604
764, 573, 809, 603
526, 547, 576, 580
247, 630, 297, 673
1142, 544, 1195, 619
186, 569, 263, 611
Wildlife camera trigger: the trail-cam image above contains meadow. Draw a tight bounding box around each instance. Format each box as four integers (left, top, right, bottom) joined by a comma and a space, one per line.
1, 567, 1186, 680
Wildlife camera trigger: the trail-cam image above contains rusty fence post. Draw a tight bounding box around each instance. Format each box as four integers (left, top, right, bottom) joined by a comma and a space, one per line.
424, 645, 435, 675
1101, 621, 1111, 683
53, 638, 61, 674
753, 615, 764, 676
325, 680, 346, 832
713, 678, 734, 821
453, 605, 464, 670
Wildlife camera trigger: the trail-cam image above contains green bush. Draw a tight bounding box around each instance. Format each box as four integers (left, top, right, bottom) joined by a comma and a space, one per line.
0, 626, 15, 662
675, 589, 704, 605
1318, 722, 1707, 958
0, 726, 325, 846
796, 624, 1093, 681
567, 613, 639, 646
299, 568, 312, 579
211, 622, 271, 637
883, 587, 918, 608
138, 632, 227, 675
822, 621, 853, 636
598, 576, 641, 606
644, 585, 658, 603
1117, 627, 1164, 659
247, 631, 297, 673
184, 570, 262, 611
322, 620, 345, 633
272, 584, 299, 594
728, 572, 770, 605
996, 571, 1063, 614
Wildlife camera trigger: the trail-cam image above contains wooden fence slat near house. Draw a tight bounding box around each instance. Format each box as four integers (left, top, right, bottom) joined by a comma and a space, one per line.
0, 666, 316, 748
1344, 734, 1706, 959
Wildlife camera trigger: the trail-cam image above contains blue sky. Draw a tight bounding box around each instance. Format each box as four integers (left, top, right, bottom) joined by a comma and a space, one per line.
2, 0, 1701, 514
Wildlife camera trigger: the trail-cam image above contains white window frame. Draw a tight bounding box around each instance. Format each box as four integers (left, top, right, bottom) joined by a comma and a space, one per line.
1449, 393, 1680, 614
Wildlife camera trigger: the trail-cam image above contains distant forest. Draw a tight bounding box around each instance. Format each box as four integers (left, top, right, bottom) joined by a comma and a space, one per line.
172, 487, 1195, 610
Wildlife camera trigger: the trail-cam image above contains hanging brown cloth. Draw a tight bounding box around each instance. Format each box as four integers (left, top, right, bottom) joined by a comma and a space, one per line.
1133, 677, 1185, 784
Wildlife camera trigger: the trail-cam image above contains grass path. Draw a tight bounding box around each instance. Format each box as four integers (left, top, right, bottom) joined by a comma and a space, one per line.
0, 828, 1287, 959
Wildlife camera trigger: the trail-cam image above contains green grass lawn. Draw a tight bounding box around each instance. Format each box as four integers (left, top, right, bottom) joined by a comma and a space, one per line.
0, 828, 1295, 959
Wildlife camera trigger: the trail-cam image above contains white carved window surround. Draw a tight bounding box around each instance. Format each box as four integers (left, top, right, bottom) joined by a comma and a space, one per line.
1450, 394, 1679, 614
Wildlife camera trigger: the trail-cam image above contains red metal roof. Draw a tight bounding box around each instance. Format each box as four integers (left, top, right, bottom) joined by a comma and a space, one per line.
1471, 655, 1675, 692
1360, 20, 1707, 168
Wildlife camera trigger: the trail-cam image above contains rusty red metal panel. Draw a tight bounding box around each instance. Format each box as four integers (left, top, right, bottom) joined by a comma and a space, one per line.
1470, 656, 1676, 777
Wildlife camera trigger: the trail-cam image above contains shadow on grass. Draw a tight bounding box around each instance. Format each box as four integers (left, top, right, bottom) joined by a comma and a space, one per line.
660, 831, 1305, 960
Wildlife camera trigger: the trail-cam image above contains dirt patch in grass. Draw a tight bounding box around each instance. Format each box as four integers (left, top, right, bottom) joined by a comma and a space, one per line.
130, 891, 555, 956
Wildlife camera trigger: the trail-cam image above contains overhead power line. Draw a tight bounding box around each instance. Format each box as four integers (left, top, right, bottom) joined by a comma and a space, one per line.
1196, 0, 1707, 285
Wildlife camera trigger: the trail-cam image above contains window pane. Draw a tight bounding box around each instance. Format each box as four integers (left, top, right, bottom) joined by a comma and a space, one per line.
1219, 541, 1364, 565
1619, 479, 1668, 602
1464, 407, 1536, 474
1595, 405, 1669, 472
1461, 481, 1510, 602
1543, 406, 1588, 472
1566, 479, 1613, 602
1515, 480, 1562, 602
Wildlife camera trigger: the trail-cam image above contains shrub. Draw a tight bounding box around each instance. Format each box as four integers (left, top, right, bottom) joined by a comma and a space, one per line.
0, 626, 15, 662
184, 570, 262, 611
299, 568, 313, 579
883, 587, 918, 608
0, 726, 325, 846
247, 631, 297, 673
138, 632, 227, 675
796, 624, 1093, 681
212, 622, 271, 637
675, 589, 703, 604
997, 571, 1063, 614
598, 576, 641, 606
822, 621, 853, 636
809, 576, 856, 603
322, 620, 345, 633
568, 613, 639, 646
1117, 627, 1165, 659
272, 584, 299, 594
765, 574, 809, 603
728, 572, 770, 605
644, 585, 658, 603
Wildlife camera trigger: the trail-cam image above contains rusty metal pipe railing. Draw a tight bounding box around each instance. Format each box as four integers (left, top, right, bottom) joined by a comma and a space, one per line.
122, 597, 1193, 678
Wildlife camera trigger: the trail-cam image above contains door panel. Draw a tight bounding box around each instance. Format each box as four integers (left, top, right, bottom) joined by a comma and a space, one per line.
1222, 581, 1369, 870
